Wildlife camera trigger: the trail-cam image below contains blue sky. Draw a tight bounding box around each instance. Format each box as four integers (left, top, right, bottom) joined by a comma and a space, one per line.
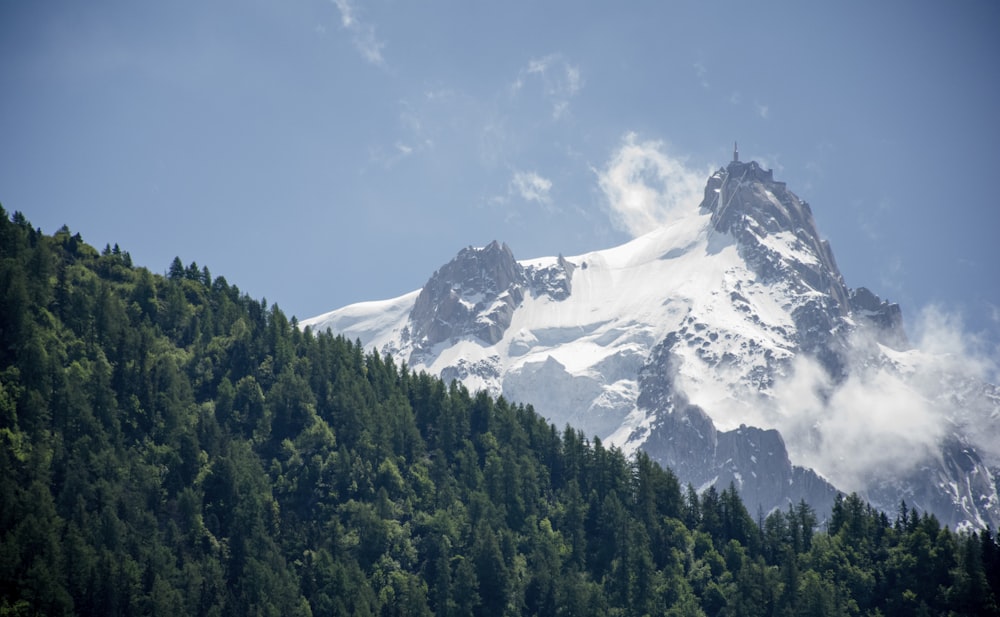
2, 0, 998, 354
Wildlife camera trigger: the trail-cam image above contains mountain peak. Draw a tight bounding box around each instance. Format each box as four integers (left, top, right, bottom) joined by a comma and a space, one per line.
703, 159, 828, 254
407, 240, 525, 356
303, 156, 999, 529
699, 159, 859, 370
699, 158, 909, 351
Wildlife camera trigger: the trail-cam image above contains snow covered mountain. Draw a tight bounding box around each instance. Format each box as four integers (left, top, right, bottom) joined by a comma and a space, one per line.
303, 152, 1000, 529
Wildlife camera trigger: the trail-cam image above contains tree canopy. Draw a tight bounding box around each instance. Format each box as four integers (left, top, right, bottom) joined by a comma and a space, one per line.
1, 207, 998, 616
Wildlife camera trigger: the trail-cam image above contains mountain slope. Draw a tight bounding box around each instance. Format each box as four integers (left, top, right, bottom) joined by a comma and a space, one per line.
5, 208, 1000, 615
303, 155, 1000, 529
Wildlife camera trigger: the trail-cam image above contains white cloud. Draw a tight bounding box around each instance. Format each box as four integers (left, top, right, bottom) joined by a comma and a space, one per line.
513, 53, 583, 119
757, 303, 1000, 494
676, 297, 1000, 497
755, 102, 769, 119
912, 304, 998, 379
331, 0, 385, 66
596, 133, 708, 237
511, 170, 553, 205
913, 306, 1000, 464
772, 354, 945, 493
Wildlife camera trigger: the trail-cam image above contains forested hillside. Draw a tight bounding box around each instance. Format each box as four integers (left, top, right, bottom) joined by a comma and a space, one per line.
1, 207, 998, 616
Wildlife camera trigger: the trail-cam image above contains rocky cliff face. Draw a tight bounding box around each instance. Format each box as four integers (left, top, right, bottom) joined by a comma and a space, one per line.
849, 287, 908, 349
407, 241, 525, 359
619, 158, 997, 527
406, 242, 579, 365
634, 330, 840, 518
706, 160, 855, 374
303, 157, 1000, 529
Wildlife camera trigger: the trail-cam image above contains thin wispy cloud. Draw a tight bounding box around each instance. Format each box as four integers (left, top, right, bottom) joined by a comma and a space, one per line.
512, 53, 583, 119
728, 90, 769, 119
331, 0, 385, 66
368, 100, 434, 168
368, 136, 432, 169
511, 170, 553, 206
368, 97, 440, 168
879, 255, 905, 296
857, 197, 891, 241
478, 119, 510, 169
694, 61, 709, 88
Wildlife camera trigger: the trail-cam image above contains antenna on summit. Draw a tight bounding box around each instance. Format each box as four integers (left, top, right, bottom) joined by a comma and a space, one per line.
733, 141, 739, 162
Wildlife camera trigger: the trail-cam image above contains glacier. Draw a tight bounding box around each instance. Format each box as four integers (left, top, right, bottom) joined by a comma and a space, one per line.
303, 156, 1000, 529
